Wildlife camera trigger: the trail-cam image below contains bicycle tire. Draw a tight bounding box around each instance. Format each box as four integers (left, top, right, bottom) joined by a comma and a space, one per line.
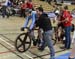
15, 33, 31, 53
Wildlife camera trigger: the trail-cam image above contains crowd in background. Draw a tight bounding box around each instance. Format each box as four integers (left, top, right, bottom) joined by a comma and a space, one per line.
0, 0, 75, 18
0, 0, 34, 18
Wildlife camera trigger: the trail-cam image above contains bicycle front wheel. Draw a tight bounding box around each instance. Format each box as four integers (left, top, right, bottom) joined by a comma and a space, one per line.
15, 33, 31, 53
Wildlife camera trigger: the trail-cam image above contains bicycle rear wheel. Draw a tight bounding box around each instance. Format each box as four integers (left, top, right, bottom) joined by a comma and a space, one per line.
15, 33, 31, 53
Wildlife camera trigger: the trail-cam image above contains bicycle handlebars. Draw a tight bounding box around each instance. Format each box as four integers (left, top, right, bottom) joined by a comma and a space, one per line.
25, 27, 39, 31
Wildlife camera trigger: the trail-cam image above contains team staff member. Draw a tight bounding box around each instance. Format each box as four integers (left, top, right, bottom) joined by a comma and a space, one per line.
60, 6, 72, 49
35, 7, 55, 59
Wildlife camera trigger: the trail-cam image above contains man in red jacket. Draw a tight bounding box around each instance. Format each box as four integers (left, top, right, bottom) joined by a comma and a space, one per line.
60, 6, 72, 49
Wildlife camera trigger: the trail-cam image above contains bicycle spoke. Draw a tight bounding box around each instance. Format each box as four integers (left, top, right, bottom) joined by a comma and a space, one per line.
18, 37, 23, 43
17, 43, 23, 48
23, 33, 28, 41
23, 44, 25, 51
25, 41, 30, 44
15, 33, 31, 52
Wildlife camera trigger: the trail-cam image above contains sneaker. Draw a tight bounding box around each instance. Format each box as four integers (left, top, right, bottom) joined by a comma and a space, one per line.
38, 41, 43, 47
60, 46, 66, 50
38, 47, 44, 51
68, 57, 74, 59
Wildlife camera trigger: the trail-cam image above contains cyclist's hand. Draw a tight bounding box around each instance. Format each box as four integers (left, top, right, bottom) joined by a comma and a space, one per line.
21, 27, 24, 31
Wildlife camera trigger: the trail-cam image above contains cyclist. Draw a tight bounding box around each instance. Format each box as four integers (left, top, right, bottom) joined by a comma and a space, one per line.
21, 8, 38, 46
35, 7, 55, 59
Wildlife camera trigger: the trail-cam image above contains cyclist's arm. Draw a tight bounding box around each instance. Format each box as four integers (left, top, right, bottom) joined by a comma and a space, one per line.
29, 14, 36, 30
23, 16, 31, 28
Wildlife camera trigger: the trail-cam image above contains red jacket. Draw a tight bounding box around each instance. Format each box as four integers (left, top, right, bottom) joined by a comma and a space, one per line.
62, 10, 72, 27
21, 3, 27, 9
26, 2, 33, 9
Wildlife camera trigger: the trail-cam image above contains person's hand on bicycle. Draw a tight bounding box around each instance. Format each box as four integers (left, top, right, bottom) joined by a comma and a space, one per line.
21, 27, 32, 33
21, 27, 25, 31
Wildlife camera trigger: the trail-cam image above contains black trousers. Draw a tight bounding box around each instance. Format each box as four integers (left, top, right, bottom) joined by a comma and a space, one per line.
20, 9, 25, 17
2, 6, 9, 18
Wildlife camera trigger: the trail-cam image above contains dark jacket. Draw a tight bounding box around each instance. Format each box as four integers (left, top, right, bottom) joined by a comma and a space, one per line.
36, 13, 52, 31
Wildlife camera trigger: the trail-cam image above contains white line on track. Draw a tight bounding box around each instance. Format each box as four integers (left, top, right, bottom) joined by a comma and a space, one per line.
0, 38, 14, 48
0, 38, 33, 59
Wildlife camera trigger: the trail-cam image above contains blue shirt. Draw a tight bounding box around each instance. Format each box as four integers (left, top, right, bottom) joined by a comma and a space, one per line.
23, 11, 37, 30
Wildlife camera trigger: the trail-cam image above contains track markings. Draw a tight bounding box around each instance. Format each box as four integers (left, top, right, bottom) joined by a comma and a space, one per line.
0, 38, 33, 59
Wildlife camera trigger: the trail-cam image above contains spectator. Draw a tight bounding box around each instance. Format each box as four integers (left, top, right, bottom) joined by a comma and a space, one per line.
1, 0, 12, 18
46, 0, 52, 5
60, 6, 73, 49
20, 1, 27, 17
26, 0, 33, 9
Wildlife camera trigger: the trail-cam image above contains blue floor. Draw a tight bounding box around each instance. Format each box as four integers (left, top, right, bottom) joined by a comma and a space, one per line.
55, 52, 75, 59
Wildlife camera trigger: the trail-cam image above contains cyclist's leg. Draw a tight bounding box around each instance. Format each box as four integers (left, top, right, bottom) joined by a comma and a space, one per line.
38, 32, 47, 51
38, 29, 44, 46
29, 31, 37, 46
38, 29, 43, 40
29, 31, 35, 41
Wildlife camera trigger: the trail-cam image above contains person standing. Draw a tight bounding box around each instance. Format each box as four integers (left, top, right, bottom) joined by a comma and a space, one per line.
1, 0, 12, 18
20, 1, 27, 17
35, 7, 55, 59
60, 6, 72, 49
